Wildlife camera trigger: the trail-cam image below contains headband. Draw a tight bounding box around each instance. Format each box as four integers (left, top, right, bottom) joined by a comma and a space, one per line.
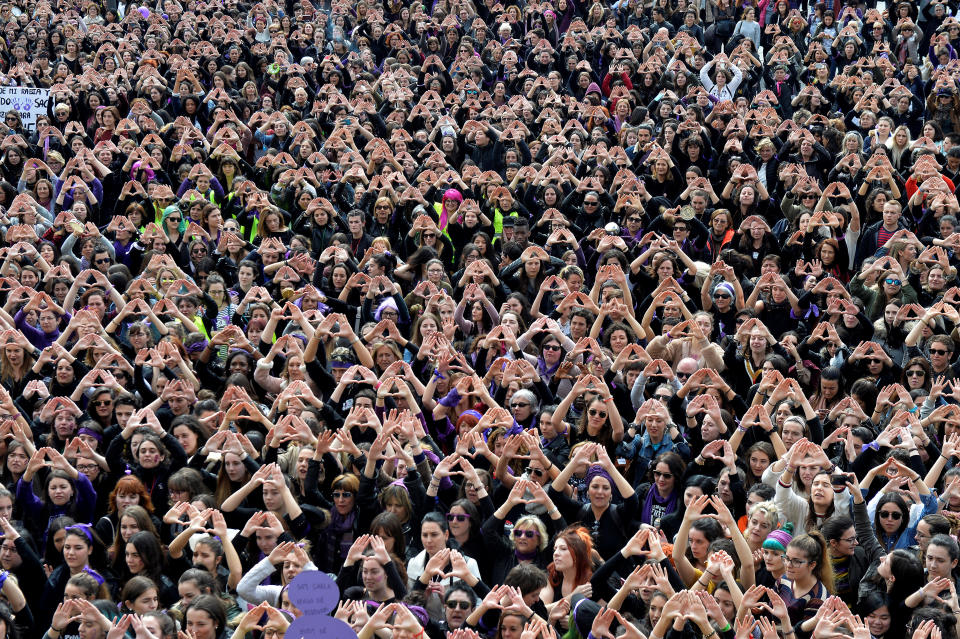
186, 340, 209, 354
65, 523, 93, 543
585, 464, 614, 487
387, 479, 409, 494
83, 566, 105, 585
77, 427, 103, 442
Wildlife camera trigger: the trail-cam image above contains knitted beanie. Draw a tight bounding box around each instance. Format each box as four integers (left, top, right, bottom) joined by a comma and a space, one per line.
762, 523, 794, 552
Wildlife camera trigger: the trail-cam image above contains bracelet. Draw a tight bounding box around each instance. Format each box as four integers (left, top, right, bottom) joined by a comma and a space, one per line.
704, 630, 718, 638
603, 396, 614, 402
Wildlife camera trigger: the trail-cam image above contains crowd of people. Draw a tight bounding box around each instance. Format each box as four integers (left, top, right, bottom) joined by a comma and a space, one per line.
7, 0, 960, 637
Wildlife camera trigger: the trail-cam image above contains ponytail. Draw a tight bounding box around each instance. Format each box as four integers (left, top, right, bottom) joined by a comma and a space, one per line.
788, 531, 834, 594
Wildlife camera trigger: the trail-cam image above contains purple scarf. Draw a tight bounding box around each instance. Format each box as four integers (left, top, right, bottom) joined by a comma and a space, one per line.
641, 485, 678, 527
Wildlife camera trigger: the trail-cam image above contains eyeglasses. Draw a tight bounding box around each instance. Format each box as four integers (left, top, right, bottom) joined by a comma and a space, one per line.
446, 600, 472, 610
906, 370, 925, 377
784, 557, 809, 567
839, 536, 859, 544
332, 491, 353, 499
653, 470, 673, 479
588, 408, 607, 418
263, 629, 285, 639
542, 344, 562, 351
884, 278, 902, 286
446, 513, 471, 522
512, 529, 539, 538
95, 257, 111, 264
77, 464, 99, 473
930, 349, 952, 356
878, 510, 903, 520
511, 402, 529, 408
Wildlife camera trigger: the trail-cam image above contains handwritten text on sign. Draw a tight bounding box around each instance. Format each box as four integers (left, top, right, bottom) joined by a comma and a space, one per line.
0, 87, 50, 133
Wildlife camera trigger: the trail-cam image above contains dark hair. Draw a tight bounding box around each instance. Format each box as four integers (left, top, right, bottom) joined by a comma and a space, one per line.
650, 452, 686, 488
44, 516, 76, 568
168, 468, 208, 501
142, 612, 177, 639
184, 595, 226, 635
444, 580, 478, 606
369, 512, 406, 557
874, 493, 910, 544
421, 511, 448, 534
821, 515, 854, 542
921, 514, 953, 539
121, 575, 159, 611
124, 531, 166, 586
178, 568, 218, 594
503, 563, 549, 595
747, 483, 776, 501
788, 531, 834, 593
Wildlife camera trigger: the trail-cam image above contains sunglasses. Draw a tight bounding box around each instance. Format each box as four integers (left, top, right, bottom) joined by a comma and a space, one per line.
588, 408, 607, 418
511, 402, 529, 408
512, 529, 538, 538
95, 258, 111, 264
906, 370, 925, 377
676, 371, 692, 379
530, 468, 545, 477
542, 344, 562, 351
446, 601, 472, 610
655, 394, 672, 401
446, 513, 471, 522
332, 491, 353, 499
930, 349, 951, 356
714, 293, 731, 299
628, 217, 642, 223
878, 510, 903, 520
422, 233, 436, 238
884, 278, 902, 286
653, 470, 673, 479
91, 400, 112, 407
584, 201, 598, 206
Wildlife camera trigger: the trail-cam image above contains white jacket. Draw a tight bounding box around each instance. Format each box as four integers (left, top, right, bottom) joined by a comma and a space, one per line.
406, 549, 481, 591
237, 556, 319, 606
767, 466, 851, 536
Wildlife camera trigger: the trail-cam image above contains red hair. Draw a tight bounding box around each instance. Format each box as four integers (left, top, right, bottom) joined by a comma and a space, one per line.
547, 526, 594, 588
108, 475, 154, 514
